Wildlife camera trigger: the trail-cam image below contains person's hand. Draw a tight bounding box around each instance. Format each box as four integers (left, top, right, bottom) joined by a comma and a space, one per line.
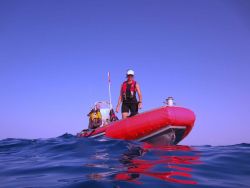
116, 105, 120, 113
138, 102, 142, 109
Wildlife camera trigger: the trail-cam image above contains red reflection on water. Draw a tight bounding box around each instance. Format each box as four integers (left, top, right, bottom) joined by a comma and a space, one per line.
142, 142, 193, 152
115, 144, 200, 185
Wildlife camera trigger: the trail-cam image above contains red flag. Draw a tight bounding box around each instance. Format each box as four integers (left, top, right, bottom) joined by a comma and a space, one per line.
108, 72, 111, 83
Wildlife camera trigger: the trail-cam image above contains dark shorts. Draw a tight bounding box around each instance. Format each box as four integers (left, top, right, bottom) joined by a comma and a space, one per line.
122, 102, 138, 117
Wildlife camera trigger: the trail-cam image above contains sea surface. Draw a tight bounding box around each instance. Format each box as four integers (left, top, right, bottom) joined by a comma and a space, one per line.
0, 134, 249, 188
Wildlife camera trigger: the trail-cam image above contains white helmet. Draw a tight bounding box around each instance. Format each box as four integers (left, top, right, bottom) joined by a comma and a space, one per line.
126, 69, 135, 76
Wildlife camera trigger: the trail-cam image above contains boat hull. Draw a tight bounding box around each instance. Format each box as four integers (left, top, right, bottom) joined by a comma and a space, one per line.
78, 106, 195, 145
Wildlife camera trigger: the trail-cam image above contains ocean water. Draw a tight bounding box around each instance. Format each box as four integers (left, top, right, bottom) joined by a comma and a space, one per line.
0, 134, 249, 188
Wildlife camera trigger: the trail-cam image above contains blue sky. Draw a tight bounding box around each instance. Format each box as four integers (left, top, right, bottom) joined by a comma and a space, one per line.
0, 0, 250, 145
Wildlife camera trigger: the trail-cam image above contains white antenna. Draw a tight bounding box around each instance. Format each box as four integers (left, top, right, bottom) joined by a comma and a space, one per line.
108, 72, 112, 109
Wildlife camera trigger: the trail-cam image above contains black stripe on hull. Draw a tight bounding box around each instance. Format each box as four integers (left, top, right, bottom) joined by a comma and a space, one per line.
140, 127, 186, 145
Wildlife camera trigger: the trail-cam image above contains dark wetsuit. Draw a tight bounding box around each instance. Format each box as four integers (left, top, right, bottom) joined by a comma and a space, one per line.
121, 83, 138, 117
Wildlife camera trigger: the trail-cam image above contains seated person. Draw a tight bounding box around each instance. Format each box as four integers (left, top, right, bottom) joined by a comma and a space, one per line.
88, 108, 102, 129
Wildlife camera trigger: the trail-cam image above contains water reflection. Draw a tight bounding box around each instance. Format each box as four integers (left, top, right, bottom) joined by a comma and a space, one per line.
85, 143, 201, 185
115, 143, 200, 185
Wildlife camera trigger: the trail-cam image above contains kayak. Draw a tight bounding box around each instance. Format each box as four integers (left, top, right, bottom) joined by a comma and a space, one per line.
77, 104, 195, 145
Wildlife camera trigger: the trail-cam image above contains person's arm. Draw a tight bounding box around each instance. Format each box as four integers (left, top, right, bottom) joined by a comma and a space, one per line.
136, 83, 143, 109
116, 85, 123, 113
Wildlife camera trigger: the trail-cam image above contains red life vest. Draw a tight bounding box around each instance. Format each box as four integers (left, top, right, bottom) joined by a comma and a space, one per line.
122, 80, 137, 101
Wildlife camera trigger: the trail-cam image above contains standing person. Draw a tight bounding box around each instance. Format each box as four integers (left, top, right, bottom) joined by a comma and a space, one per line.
116, 70, 142, 119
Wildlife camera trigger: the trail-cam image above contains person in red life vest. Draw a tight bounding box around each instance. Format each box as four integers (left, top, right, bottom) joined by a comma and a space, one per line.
116, 69, 142, 119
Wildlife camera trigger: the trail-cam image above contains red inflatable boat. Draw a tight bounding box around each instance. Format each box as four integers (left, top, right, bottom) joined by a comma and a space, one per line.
78, 101, 196, 145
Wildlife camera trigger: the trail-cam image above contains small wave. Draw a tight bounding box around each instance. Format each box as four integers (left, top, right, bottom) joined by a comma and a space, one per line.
56, 133, 76, 139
